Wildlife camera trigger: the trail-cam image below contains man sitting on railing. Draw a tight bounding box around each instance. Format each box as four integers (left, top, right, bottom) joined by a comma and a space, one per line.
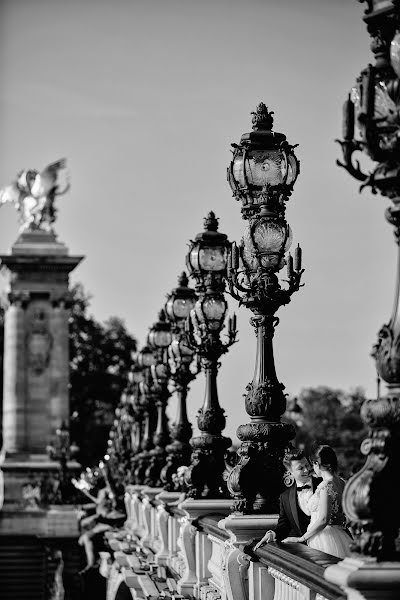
255, 447, 321, 549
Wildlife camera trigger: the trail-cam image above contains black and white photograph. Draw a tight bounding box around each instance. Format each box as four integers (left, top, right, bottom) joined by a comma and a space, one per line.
0, 1, 399, 599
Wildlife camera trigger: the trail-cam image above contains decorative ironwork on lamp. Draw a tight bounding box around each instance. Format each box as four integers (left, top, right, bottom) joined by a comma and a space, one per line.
336, 0, 400, 561
225, 103, 303, 514
183, 213, 237, 499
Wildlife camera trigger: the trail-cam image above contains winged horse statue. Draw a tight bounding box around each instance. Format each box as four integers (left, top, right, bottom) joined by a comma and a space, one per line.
0, 159, 70, 232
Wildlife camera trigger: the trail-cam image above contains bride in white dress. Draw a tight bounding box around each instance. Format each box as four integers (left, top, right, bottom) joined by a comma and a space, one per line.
282, 444, 352, 559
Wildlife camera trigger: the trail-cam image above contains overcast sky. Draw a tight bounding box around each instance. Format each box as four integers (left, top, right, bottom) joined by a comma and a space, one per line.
0, 0, 393, 442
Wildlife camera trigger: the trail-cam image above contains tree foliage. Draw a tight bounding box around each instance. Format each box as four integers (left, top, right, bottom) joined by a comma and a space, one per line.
69, 283, 137, 466
285, 386, 368, 478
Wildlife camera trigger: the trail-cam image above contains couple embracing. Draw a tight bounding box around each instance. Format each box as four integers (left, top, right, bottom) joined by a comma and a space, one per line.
255, 444, 352, 559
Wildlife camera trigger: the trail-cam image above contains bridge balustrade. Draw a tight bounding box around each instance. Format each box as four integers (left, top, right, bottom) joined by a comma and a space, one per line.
101, 486, 344, 600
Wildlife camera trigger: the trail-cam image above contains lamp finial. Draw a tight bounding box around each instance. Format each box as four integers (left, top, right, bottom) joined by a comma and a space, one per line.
251, 103, 274, 131
204, 211, 219, 232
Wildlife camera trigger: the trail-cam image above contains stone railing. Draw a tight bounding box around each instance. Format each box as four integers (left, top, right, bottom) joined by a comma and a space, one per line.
254, 544, 342, 600
100, 486, 397, 600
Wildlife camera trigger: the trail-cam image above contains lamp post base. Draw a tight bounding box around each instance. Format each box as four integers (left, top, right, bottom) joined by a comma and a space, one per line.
228, 421, 295, 514
184, 433, 231, 499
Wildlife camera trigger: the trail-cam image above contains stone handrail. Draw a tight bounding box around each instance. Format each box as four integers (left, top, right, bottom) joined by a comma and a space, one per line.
197, 514, 230, 541
255, 543, 344, 600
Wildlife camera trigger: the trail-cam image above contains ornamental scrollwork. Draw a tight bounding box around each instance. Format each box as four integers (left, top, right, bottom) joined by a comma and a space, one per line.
197, 406, 226, 434
372, 322, 400, 383
244, 380, 286, 419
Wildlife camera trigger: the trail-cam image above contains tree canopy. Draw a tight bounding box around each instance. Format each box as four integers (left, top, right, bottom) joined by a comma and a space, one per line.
69, 283, 137, 465
284, 386, 368, 477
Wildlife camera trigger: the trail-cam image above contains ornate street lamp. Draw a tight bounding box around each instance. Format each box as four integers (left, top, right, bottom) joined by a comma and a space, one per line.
225, 103, 303, 514
184, 213, 237, 498
336, 0, 400, 561
109, 388, 138, 488
143, 310, 173, 487
131, 343, 157, 484
160, 272, 199, 489
127, 359, 146, 459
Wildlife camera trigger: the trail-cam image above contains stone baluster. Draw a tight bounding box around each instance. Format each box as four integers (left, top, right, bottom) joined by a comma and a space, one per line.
248, 562, 274, 600
154, 503, 170, 565
176, 497, 232, 596
168, 511, 181, 569
194, 530, 213, 598
176, 515, 198, 595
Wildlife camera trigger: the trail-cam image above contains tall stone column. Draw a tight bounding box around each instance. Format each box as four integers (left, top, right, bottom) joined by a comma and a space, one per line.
49, 298, 70, 436
2, 294, 27, 453
0, 229, 83, 512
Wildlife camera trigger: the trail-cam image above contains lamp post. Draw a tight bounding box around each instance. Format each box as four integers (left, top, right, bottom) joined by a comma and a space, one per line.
225, 103, 303, 514
111, 389, 136, 488
131, 343, 157, 485
160, 272, 199, 489
144, 310, 173, 487
127, 360, 146, 461
336, 0, 400, 561
184, 212, 237, 499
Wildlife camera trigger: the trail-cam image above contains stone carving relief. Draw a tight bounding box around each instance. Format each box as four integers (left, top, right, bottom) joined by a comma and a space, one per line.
26, 308, 53, 375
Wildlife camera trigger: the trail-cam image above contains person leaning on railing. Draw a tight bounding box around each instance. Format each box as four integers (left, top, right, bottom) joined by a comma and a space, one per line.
255, 448, 321, 549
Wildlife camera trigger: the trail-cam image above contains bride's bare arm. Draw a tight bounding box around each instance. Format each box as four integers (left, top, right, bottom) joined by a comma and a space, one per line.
300, 487, 332, 542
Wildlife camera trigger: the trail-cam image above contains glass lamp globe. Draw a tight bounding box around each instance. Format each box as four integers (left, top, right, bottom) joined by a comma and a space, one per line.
165, 272, 197, 325
232, 149, 298, 189
228, 103, 299, 211
138, 345, 156, 368
186, 212, 230, 286
148, 310, 172, 349
242, 220, 292, 272
194, 295, 227, 331
188, 245, 228, 273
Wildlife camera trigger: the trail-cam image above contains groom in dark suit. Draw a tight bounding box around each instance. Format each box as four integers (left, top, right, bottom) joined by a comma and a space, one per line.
255, 448, 321, 548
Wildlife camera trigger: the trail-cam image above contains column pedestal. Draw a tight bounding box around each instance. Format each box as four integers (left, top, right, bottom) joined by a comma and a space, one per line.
0, 229, 83, 523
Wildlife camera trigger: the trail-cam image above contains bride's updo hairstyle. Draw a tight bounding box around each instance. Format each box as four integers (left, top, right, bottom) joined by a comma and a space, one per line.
311, 444, 338, 473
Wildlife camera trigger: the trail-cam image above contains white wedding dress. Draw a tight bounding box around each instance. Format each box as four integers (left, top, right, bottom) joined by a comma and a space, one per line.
306, 479, 352, 559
